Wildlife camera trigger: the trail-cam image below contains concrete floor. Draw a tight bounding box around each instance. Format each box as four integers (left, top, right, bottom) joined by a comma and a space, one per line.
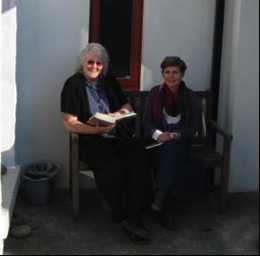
3, 190, 259, 255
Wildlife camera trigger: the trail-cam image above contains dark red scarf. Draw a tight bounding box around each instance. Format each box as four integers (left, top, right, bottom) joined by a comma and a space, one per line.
153, 81, 190, 129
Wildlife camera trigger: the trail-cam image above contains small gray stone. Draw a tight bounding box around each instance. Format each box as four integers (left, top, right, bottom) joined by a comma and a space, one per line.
10, 225, 32, 238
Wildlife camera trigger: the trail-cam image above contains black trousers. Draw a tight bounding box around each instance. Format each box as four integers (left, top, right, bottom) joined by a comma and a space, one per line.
80, 136, 153, 219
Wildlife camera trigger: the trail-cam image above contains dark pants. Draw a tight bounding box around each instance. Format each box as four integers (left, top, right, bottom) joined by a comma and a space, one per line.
80, 136, 153, 219
149, 139, 204, 201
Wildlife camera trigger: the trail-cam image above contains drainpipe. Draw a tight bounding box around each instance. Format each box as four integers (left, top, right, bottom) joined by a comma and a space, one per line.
211, 0, 226, 147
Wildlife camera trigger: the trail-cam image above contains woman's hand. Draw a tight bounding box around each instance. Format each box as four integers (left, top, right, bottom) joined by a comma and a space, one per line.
94, 123, 115, 134
61, 113, 115, 135
109, 112, 122, 118
157, 132, 174, 143
157, 132, 180, 143
109, 103, 133, 118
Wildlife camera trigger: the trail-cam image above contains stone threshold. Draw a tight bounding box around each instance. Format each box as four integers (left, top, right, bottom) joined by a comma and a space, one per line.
0, 166, 21, 255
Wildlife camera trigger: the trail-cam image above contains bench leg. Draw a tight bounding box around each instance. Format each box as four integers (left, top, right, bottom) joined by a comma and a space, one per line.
218, 141, 232, 214
72, 168, 80, 220
71, 138, 80, 220
218, 186, 227, 214
218, 166, 229, 214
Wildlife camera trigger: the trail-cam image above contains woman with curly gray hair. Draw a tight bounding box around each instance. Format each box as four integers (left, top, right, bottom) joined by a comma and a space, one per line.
61, 43, 153, 245
75, 43, 109, 75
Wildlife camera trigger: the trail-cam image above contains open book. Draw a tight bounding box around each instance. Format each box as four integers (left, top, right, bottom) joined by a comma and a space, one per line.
87, 112, 137, 127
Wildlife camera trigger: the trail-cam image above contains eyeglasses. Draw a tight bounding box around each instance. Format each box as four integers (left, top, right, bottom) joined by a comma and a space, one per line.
86, 60, 103, 67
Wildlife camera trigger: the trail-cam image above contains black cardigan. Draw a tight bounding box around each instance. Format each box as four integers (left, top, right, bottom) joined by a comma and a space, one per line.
60, 73, 128, 124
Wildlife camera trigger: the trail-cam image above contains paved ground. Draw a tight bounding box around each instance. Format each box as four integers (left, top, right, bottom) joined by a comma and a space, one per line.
3, 190, 259, 255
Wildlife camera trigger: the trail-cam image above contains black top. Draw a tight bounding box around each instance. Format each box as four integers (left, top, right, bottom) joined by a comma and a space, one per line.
60, 73, 135, 142
142, 84, 200, 139
61, 73, 128, 124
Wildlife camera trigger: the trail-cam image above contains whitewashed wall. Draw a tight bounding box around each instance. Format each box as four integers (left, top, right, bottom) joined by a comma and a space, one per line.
1, 0, 17, 253
16, 0, 90, 188
141, 0, 216, 91
0, 0, 3, 238
1, 0, 17, 167
15, 0, 259, 191
15, 0, 217, 188
218, 0, 259, 192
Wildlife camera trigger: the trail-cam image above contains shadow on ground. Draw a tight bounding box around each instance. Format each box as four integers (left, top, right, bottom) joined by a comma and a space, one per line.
4, 190, 259, 255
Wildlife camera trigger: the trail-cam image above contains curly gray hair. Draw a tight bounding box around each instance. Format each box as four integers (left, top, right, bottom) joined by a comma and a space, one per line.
75, 43, 109, 75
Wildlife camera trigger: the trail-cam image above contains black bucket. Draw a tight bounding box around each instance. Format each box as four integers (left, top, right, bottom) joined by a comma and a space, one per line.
24, 163, 59, 206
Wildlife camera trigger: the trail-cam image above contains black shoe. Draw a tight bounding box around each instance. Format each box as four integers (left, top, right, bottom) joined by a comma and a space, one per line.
151, 188, 170, 212
122, 218, 150, 245
123, 228, 150, 245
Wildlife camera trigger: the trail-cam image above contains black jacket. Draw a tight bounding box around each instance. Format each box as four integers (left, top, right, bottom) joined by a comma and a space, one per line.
60, 73, 135, 141
61, 73, 128, 124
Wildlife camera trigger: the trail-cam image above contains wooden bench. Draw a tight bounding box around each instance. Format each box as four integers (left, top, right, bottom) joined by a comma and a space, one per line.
69, 90, 233, 220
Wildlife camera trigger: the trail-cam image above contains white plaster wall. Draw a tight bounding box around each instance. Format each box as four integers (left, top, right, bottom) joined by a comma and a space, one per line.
15, 0, 259, 192
218, 0, 259, 192
1, 0, 17, 167
16, 0, 90, 188
16, 0, 216, 189
1, 0, 17, 250
0, 0, 2, 232
141, 0, 216, 91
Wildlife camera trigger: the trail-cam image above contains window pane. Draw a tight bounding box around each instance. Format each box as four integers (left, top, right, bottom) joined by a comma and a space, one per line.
99, 0, 133, 78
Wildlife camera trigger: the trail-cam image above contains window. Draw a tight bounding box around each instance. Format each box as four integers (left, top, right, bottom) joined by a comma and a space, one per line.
89, 0, 144, 90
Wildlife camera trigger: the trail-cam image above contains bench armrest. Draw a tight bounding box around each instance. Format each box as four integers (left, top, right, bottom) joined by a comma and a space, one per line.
207, 119, 233, 212
207, 119, 233, 142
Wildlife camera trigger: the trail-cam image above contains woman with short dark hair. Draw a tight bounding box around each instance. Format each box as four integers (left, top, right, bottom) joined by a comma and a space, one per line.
143, 56, 203, 230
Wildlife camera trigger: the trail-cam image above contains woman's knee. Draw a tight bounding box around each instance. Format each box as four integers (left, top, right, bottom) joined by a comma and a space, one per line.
161, 139, 182, 152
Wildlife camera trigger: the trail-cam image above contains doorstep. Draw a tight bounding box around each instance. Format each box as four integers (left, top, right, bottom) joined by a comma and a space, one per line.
0, 166, 21, 254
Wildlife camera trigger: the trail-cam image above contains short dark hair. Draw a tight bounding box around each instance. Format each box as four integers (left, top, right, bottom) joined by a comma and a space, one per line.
160, 56, 187, 74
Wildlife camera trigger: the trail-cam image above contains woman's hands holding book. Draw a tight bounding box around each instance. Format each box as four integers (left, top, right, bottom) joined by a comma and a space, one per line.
61, 113, 115, 135
109, 108, 130, 118
109, 112, 122, 118
157, 132, 179, 143
109, 103, 133, 118
95, 124, 115, 134
93, 121, 115, 134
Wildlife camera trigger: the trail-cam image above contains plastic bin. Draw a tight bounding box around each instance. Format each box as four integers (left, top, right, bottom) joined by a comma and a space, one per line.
24, 163, 59, 205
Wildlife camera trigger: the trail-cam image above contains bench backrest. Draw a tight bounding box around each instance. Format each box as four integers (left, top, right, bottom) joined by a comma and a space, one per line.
124, 90, 212, 145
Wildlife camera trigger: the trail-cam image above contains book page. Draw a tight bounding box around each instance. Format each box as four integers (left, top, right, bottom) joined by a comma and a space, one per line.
115, 112, 137, 122
87, 113, 115, 126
